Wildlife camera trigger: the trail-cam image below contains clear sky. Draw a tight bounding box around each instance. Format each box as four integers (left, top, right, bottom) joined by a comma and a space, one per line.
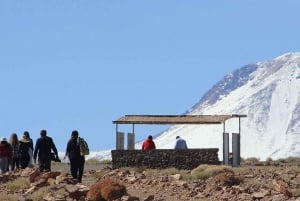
1, 1, 299, 152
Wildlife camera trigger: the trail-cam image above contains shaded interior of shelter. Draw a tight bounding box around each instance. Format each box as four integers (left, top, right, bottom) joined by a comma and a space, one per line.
112, 114, 247, 169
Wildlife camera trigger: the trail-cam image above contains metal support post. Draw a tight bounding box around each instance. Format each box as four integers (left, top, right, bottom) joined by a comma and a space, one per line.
232, 133, 240, 167
223, 132, 229, 165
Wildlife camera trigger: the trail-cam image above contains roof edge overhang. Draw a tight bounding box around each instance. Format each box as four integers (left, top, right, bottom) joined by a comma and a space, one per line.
113, 114, 247, 125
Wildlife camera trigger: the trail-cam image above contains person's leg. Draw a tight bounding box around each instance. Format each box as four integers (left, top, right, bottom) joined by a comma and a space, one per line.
22, 155, 30, 169
7, 158, 10, 172
20, 157, 26, 169
78, 157, 85, 183
38, 158, 45, 172
44, 157, 51, 172
16, 157, 20, 169
0, 157, 8, 174
25, 158, 30, 168
9, 159, 13, 171
69, 157, 79, 179
39, 155, 51, 172
0, 158, 5, 174
10, 158, 15, 171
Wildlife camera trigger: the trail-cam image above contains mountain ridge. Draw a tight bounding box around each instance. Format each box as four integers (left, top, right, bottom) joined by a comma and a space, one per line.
150, 52, 300, 160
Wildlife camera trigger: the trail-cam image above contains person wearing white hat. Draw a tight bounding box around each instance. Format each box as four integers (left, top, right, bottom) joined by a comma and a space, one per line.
19, 134, 32, 169
0, 137, 12, 174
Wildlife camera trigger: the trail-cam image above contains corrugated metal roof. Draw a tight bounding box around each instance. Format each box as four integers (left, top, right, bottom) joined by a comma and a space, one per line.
113, 114, 246, 125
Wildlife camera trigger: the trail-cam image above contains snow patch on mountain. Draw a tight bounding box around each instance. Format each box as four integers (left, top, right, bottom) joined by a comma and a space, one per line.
154, 52, 300, 161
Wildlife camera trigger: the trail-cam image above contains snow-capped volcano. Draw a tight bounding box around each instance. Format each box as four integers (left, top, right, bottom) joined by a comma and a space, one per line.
141, 52, 300, 160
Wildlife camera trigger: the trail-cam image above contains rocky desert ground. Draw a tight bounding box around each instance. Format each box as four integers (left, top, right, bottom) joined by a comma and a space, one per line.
1, 159, 300, 201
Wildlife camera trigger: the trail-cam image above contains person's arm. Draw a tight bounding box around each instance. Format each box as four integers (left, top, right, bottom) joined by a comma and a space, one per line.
174, 141, 178, 149
33, 140, 39, 162
50, 138, 58, 157
29, 139, 34, 152
64, 140, 70, 159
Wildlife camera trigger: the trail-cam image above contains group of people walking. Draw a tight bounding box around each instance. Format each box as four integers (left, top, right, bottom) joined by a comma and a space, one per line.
0, 131, 34, 174
0, 129, 86, 183
142, 135, 188, 150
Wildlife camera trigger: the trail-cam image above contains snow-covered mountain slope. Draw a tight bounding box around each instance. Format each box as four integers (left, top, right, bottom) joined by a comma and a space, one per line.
137, 52, 300, 161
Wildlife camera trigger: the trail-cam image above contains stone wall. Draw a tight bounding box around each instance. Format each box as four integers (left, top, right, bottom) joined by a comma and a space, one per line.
111, 148, 220, 170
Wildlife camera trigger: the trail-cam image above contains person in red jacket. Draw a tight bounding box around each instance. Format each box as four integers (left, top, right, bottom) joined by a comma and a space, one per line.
0, 137, 12, 174
142, 135, 156, 150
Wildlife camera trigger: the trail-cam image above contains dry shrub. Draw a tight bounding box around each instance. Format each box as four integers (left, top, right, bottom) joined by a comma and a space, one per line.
191, 164, 231, 180
6, 177, 30, 192
244, 157, 260, 164
87, 177, 126, 201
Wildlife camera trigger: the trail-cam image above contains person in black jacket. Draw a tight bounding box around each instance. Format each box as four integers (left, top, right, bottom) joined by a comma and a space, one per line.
64, 130, 85, 183
23, 131, 34, 166
33, 129, 58, 172
19, 134, 32, 169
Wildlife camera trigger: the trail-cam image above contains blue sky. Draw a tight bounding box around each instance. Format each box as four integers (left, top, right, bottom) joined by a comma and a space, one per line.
1, 1, 299, 152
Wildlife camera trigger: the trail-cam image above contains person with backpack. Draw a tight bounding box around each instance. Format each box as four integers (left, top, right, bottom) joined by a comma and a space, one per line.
19, 134, 32, 169
64, 130, 85, 183
33, 129, 59, 172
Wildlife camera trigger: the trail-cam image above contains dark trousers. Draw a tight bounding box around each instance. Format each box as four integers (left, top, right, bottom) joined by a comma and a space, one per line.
11, 157, 20, 171
38, 154, 51, 172
20, 155, 30, 169
69, 156, 85, 182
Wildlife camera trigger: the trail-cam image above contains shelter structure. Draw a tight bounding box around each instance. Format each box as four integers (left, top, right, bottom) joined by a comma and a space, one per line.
112, 114, 247, 167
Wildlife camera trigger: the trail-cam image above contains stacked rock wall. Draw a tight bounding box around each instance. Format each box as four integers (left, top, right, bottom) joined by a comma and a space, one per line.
111, 149, 220, 170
